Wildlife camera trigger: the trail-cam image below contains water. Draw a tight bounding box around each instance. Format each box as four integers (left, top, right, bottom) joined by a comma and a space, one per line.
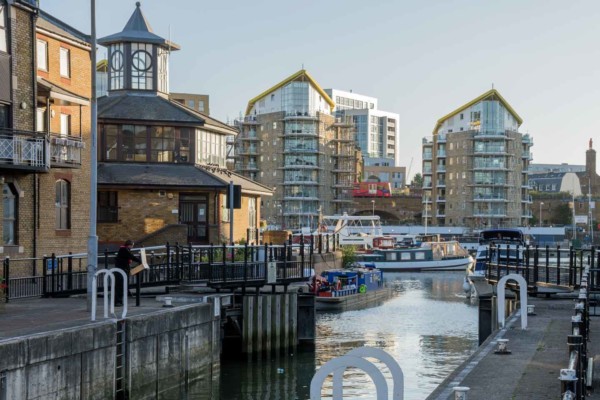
220, 272, 479, 399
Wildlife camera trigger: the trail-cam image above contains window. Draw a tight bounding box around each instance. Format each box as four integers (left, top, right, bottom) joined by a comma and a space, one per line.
60, 114, 70, 136
55, 180, 70, 229
3, 183, 17, 245
248, 197, 256, 228
0, 5, 6, 53
0, 104, 8, 128
98, 191, 118, 222
198, 100, 205, 112
60, 48, 70, 77
37, 40, 48, 70
36, 109, 46, 132
187, 100, 194, 109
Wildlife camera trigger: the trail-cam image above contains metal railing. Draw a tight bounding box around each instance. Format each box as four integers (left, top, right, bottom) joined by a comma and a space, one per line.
560, 265, 591, 399
484, 245, 599, 292
2, 239, 336, 302
0, 128, 50, 171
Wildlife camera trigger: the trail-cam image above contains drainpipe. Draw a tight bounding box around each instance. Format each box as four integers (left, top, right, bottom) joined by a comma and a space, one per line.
31, 7, 39, 259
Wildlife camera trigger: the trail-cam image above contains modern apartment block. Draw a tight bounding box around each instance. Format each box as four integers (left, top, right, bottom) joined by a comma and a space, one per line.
422, 89, 533, 229
325, 89, 400, 168
235, 70, 359, 230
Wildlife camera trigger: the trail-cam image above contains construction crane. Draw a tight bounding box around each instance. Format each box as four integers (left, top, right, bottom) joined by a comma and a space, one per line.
406, 157, 413, 187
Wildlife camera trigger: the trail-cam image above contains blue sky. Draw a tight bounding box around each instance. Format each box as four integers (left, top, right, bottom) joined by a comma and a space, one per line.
42, 0, 600, 177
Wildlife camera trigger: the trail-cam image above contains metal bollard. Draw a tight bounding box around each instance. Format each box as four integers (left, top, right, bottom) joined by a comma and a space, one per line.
494, 338, 511, 354
559, 368, 577, 399
453, 386, 470, 400
527, 304, 536, 315
162, 296, 174, 308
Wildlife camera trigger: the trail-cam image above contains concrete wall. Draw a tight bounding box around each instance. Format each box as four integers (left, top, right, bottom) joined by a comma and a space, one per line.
0, 303, 219, 400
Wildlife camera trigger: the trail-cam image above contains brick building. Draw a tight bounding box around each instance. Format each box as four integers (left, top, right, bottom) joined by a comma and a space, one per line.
96, 3, 270, 246
0, 1, 90, 258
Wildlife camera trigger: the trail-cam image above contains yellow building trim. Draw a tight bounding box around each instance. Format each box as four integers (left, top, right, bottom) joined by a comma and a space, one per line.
245, 69, 335, 116
432, 89, 523, 134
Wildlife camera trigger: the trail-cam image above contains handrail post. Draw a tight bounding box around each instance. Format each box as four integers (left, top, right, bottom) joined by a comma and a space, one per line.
326, 234, 330, 253
534, 245, 539, 283
283, 242, 288, 281
301, 238, 305, 278
51, 253, 56, 296
3, 257, 9, 303
166, 242, 171, 281
557, 245, 561, 286
222, 243, 227, 283
243, 243, 248, 295
67, 252, 73, 290
525, 245, 530, 285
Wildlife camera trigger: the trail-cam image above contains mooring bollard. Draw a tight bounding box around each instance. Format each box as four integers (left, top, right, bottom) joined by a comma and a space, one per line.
494, 338, 511, 354
162, 296, 174, 308
453, 386, 470, 400
559, 368, 577, 399
527, 304, 536, 315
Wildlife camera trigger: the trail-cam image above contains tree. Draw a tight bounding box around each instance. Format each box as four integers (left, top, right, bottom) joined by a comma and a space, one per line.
411, 173, 423, 188
550, 203, 572, 226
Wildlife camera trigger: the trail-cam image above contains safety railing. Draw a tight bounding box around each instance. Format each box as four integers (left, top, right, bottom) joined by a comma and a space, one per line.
484, 245, 597, 292
2, 239, 335, 301
560, 265, 592, 399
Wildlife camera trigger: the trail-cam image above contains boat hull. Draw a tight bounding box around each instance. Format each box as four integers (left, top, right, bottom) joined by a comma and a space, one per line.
357, 257, 471, 272
315, 287, 393, 312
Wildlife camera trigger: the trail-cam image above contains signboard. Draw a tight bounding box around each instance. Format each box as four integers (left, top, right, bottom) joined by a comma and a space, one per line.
575, 215, 588, 224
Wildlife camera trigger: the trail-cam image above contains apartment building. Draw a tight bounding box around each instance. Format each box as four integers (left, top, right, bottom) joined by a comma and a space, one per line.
0, 0, 91, 257
325, 89, 400, 168
235, 70, 359, 230
422, 89, 533, 229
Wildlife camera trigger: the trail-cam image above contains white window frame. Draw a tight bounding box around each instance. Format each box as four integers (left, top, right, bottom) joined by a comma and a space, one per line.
37, 39, 48, 71
60, 47, 70, 77
60, 114, 71, 136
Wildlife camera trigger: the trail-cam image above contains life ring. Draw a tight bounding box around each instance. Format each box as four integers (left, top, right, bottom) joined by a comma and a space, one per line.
359, 284, 367, 293
336, 280, 342, 291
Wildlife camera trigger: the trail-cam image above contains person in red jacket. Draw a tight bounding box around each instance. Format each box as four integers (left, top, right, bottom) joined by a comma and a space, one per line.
114, 240, 141, 306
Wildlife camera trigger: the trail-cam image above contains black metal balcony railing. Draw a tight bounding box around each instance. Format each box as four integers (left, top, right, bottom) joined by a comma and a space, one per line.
0, 128, 50, 171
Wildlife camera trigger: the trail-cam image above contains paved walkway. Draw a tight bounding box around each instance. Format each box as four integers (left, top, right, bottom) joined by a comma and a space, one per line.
427, 296, 600, 399
0, 296, 170, 340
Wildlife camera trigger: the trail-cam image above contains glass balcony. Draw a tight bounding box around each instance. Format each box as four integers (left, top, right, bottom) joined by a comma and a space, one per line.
423, 151, 433, 160
437, 150, 446, 158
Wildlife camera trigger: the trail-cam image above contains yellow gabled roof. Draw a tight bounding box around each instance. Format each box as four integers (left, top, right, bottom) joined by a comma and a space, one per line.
245, 69, 335, 116
433, 89, 523, 134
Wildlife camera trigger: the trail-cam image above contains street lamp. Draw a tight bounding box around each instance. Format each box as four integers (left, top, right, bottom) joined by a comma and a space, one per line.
539, 202, 544, 227
371, 200, 375, 216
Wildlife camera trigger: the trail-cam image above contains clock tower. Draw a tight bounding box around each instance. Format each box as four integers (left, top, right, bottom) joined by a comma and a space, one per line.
98, 2, 180, 95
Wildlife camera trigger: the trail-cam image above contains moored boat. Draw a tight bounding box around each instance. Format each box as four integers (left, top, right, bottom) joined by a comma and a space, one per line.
313, 267, 392, 312
355, 240, 472, 272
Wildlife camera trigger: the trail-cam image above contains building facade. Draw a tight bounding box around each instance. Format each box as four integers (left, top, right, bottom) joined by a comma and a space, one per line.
235, 70, 358, 230
422, 89, 533, 229
325, 88, 401, 168
0, 1, 91, 258
96, 3, 270, 246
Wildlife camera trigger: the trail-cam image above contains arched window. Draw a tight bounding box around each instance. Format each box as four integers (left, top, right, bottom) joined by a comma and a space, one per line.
2, 183, 17, 245
55, 179, 70, 229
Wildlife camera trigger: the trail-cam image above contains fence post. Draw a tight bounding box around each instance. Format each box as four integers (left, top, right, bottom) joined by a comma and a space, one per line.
301, 238, 305, 278
187, 243, 193, 281
525, 245, 530, 284
283, 242, 288, 281
166, 242, 171, 281
318, 234, 323, 254
222, 243, 227, 283
175, 243, 181, 281
209, 244, 214, 282
556, 245, 561, 286
545, 245, 550, 283
67, 252, 73, 290
3, 257, 9, 303
326, 234, 330, 253
51, 253, 56, 296
243, 243, 248, 295
569, 246, 575, 287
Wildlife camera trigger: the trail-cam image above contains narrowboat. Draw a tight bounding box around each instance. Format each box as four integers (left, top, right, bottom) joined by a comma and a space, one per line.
314, 267, 392, 312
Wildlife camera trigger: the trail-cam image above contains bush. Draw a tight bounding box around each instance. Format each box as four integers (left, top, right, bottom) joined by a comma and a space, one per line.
341, 246, 357, 269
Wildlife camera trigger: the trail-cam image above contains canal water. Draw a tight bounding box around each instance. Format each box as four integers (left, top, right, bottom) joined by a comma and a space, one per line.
220, 271, 479, 400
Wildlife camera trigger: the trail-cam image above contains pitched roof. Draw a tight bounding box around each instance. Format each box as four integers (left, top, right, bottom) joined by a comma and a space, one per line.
98, 163, 272, 195
38, 9, 91, 45
98, 94, 205, 125
245, 69, 335, 116
433, 89, 523, 134
97, 2, 180, 50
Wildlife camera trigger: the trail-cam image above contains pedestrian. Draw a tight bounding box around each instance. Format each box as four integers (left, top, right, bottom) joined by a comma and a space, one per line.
114, 239, 141, 306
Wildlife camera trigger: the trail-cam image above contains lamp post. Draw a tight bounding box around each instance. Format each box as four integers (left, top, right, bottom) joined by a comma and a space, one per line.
371, 200, 375, 216
539, 202, 544, 227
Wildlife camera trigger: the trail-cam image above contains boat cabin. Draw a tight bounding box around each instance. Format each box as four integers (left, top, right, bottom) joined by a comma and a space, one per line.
317, 268, 383, 297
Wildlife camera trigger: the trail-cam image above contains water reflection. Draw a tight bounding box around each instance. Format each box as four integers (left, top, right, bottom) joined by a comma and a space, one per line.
219, 271, 478, 399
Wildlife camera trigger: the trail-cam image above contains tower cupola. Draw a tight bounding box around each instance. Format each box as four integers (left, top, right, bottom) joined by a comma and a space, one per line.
98, 2, 180, 95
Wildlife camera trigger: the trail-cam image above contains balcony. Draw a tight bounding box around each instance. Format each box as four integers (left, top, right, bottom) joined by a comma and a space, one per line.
235, 162, 259, 171
283, 176, 318, 185
239, 130, 259, 141
436, 165, 446, 172
236, 116, 260, 125
436, 150, 446, 158
521, 195, 532, 203
437, 133, 447, 143
422, 196, 432, 204
50, 134, 84, 168
436, 180, 446, 188
237, 146, 259, 155
284, 111, 319, 120
0, 128, 50, 172
437, 196, 446, 202
423, 151, 432, 161
472, 194, 507, 202
284, 145, 319, 154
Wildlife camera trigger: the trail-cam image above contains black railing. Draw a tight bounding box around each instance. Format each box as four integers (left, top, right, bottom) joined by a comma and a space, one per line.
484, 245, 598, 292
560, 265, 591, 399
3, 240, 328, 302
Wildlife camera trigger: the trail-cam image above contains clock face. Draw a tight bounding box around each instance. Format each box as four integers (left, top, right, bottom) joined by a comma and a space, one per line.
110, 49, 123, 71
132, 50, 152, 71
